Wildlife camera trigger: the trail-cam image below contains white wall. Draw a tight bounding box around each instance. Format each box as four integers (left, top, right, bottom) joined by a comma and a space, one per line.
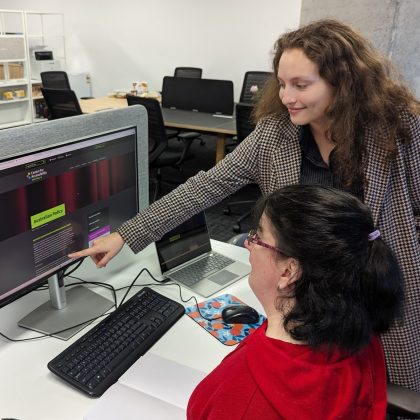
301, 0, 420, 98
1, 0, 302, 100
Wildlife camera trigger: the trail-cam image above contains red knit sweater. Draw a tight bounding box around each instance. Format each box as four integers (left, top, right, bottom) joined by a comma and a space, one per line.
187, 321, 387, 419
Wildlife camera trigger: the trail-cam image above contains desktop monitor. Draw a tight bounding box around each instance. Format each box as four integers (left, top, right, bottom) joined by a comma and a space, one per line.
0, 107, 148, 339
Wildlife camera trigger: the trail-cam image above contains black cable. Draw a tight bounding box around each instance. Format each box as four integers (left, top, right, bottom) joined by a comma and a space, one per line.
117, 267, 222, 322
118, 267, 168, 307
67, 275, 118, 309
31, 259, 85, 292
0, 264, 118, 342
62, 258, 85, 277
0, 312, 112, 342
0, 265, 221, 343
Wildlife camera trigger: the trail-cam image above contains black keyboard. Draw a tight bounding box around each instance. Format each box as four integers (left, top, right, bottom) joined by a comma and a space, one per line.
48, 287, 185, 397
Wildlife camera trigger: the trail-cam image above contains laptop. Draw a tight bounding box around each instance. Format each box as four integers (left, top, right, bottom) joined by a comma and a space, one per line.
155, 212, 250, 297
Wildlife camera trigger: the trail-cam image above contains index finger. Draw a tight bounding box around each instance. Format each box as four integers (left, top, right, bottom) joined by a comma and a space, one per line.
68, 247, 96, 259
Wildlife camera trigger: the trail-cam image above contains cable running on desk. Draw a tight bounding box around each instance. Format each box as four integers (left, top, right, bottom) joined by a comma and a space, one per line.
48, 286, 185, 397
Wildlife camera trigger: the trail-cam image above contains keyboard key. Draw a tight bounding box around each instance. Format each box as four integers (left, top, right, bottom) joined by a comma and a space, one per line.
48, 287, 185, 397
170, 253, 234, 286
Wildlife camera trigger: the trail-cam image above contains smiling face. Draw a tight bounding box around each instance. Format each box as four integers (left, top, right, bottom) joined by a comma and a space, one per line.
277, 48, 334, 131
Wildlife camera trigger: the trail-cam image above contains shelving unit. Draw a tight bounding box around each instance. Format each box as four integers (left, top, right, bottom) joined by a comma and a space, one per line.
0, 10, 65, 128
0, 10, 32, 128
31, 80, 46, 122
26, 12, 66, 71
26, 11, 65, 123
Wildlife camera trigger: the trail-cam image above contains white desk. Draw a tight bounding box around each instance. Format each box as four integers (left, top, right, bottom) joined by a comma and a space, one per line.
0, 240, 258, 420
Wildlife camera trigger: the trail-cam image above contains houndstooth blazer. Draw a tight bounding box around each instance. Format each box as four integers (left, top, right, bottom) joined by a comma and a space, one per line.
118, 111, 420, 392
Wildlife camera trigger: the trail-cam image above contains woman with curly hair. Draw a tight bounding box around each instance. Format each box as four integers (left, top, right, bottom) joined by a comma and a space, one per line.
70, 19, 420, 395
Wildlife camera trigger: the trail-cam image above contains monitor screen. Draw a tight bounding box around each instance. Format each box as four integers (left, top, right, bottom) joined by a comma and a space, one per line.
0, 127, 138, 308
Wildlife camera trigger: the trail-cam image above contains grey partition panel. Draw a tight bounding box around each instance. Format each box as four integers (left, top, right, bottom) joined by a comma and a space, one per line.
0, 106, 149, 210
161, 76, 234, 115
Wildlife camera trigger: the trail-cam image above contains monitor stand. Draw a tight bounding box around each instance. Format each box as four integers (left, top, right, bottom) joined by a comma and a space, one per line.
18, 273, 114, 340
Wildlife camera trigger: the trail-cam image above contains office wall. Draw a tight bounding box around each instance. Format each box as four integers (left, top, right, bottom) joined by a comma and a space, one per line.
301, 0, 420, 98
1, 0, 302, 101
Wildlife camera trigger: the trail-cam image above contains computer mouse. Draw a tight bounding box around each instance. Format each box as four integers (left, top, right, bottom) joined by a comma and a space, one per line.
221, 304, 260, 324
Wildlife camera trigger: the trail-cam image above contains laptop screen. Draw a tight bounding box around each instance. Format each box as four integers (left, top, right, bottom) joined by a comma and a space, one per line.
155, 212, 212, 272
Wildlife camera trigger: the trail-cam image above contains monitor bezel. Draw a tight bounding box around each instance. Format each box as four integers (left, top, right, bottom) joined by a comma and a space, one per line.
0, 126, 136, 308
0, 107, 148, 309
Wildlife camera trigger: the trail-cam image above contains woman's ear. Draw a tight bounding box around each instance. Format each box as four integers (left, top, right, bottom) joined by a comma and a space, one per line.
277, 258, 301, 290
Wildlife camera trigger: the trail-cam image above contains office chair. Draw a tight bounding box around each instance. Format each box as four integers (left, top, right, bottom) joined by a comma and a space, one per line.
174, 67, 203, 78
387, 382, 420, 419
224, 71, 270, 152
240, 71, 272, 104
126, 95, 201, 201
40, 71, 71, 90
41, 88, 83, 120
172, 67, 205, 145
224, 73, 269, 155
223, 102, 260, 233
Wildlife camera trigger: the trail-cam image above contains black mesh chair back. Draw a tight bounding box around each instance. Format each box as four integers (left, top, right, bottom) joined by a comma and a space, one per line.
40, 71, 71, 90
126, 95, 199, 200
223, 102, 258, 232
126, 95, 170, 164
240, 71, 272, 103
174, 67, 202, 78
235, 102, 256, 142
41, 88, 82, 120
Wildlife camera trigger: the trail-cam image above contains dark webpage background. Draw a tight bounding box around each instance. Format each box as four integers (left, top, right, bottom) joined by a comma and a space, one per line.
0, 134, 137, 300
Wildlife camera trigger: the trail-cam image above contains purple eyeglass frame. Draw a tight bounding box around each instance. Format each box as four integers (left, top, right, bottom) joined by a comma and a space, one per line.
246, 229, 286, 255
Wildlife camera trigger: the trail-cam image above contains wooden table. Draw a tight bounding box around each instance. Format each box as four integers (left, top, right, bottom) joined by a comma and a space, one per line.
161, 108, 236, 163
79, 96, 128, 114
80, 97, 237, 164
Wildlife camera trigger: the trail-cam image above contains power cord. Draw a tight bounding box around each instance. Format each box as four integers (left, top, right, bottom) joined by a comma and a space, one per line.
0, 263, 221, 342
114, 266, 222, 322
0, 310, 112, 343
0, 259, 118, 342
33, 258, 85, 291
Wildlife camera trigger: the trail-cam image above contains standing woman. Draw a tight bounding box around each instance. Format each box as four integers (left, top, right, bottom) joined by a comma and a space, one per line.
252, 19, 420, 394
70, 20, 420, 393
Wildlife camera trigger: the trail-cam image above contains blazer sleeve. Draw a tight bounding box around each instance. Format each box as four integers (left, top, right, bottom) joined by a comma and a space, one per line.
117, 120, 266, 253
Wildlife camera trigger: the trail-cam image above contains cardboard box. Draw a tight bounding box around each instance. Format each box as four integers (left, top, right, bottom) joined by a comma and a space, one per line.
0, 63, 24, 80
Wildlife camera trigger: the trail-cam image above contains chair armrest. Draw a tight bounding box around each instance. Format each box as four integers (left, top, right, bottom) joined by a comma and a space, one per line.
387, 382, 420, 418
227, 233, 248, 247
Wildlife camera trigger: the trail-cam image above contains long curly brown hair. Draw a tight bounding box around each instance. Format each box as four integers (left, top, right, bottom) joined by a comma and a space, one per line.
254, 19, 420, 187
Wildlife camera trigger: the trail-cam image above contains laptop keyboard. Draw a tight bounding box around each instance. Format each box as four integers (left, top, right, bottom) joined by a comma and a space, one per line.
169, 253, 234, 286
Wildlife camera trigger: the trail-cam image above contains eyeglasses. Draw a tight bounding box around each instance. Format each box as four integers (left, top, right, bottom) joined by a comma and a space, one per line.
246, 229, 286, 255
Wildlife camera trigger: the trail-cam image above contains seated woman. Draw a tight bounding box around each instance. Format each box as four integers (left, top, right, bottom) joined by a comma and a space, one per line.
187, 185, 403, 420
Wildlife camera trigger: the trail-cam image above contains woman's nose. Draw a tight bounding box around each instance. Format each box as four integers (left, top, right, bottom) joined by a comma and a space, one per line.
280, 86, 295, 105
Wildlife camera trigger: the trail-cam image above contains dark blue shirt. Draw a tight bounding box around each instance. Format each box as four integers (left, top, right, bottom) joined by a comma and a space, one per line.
299, 125, 363, 200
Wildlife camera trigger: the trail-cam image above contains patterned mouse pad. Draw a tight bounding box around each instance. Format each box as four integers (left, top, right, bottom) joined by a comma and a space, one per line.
185, 294, 265, 346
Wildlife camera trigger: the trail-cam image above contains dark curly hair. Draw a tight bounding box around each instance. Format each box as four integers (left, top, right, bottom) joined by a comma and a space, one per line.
254, 19, 420, 188
254, 185, 403, 352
